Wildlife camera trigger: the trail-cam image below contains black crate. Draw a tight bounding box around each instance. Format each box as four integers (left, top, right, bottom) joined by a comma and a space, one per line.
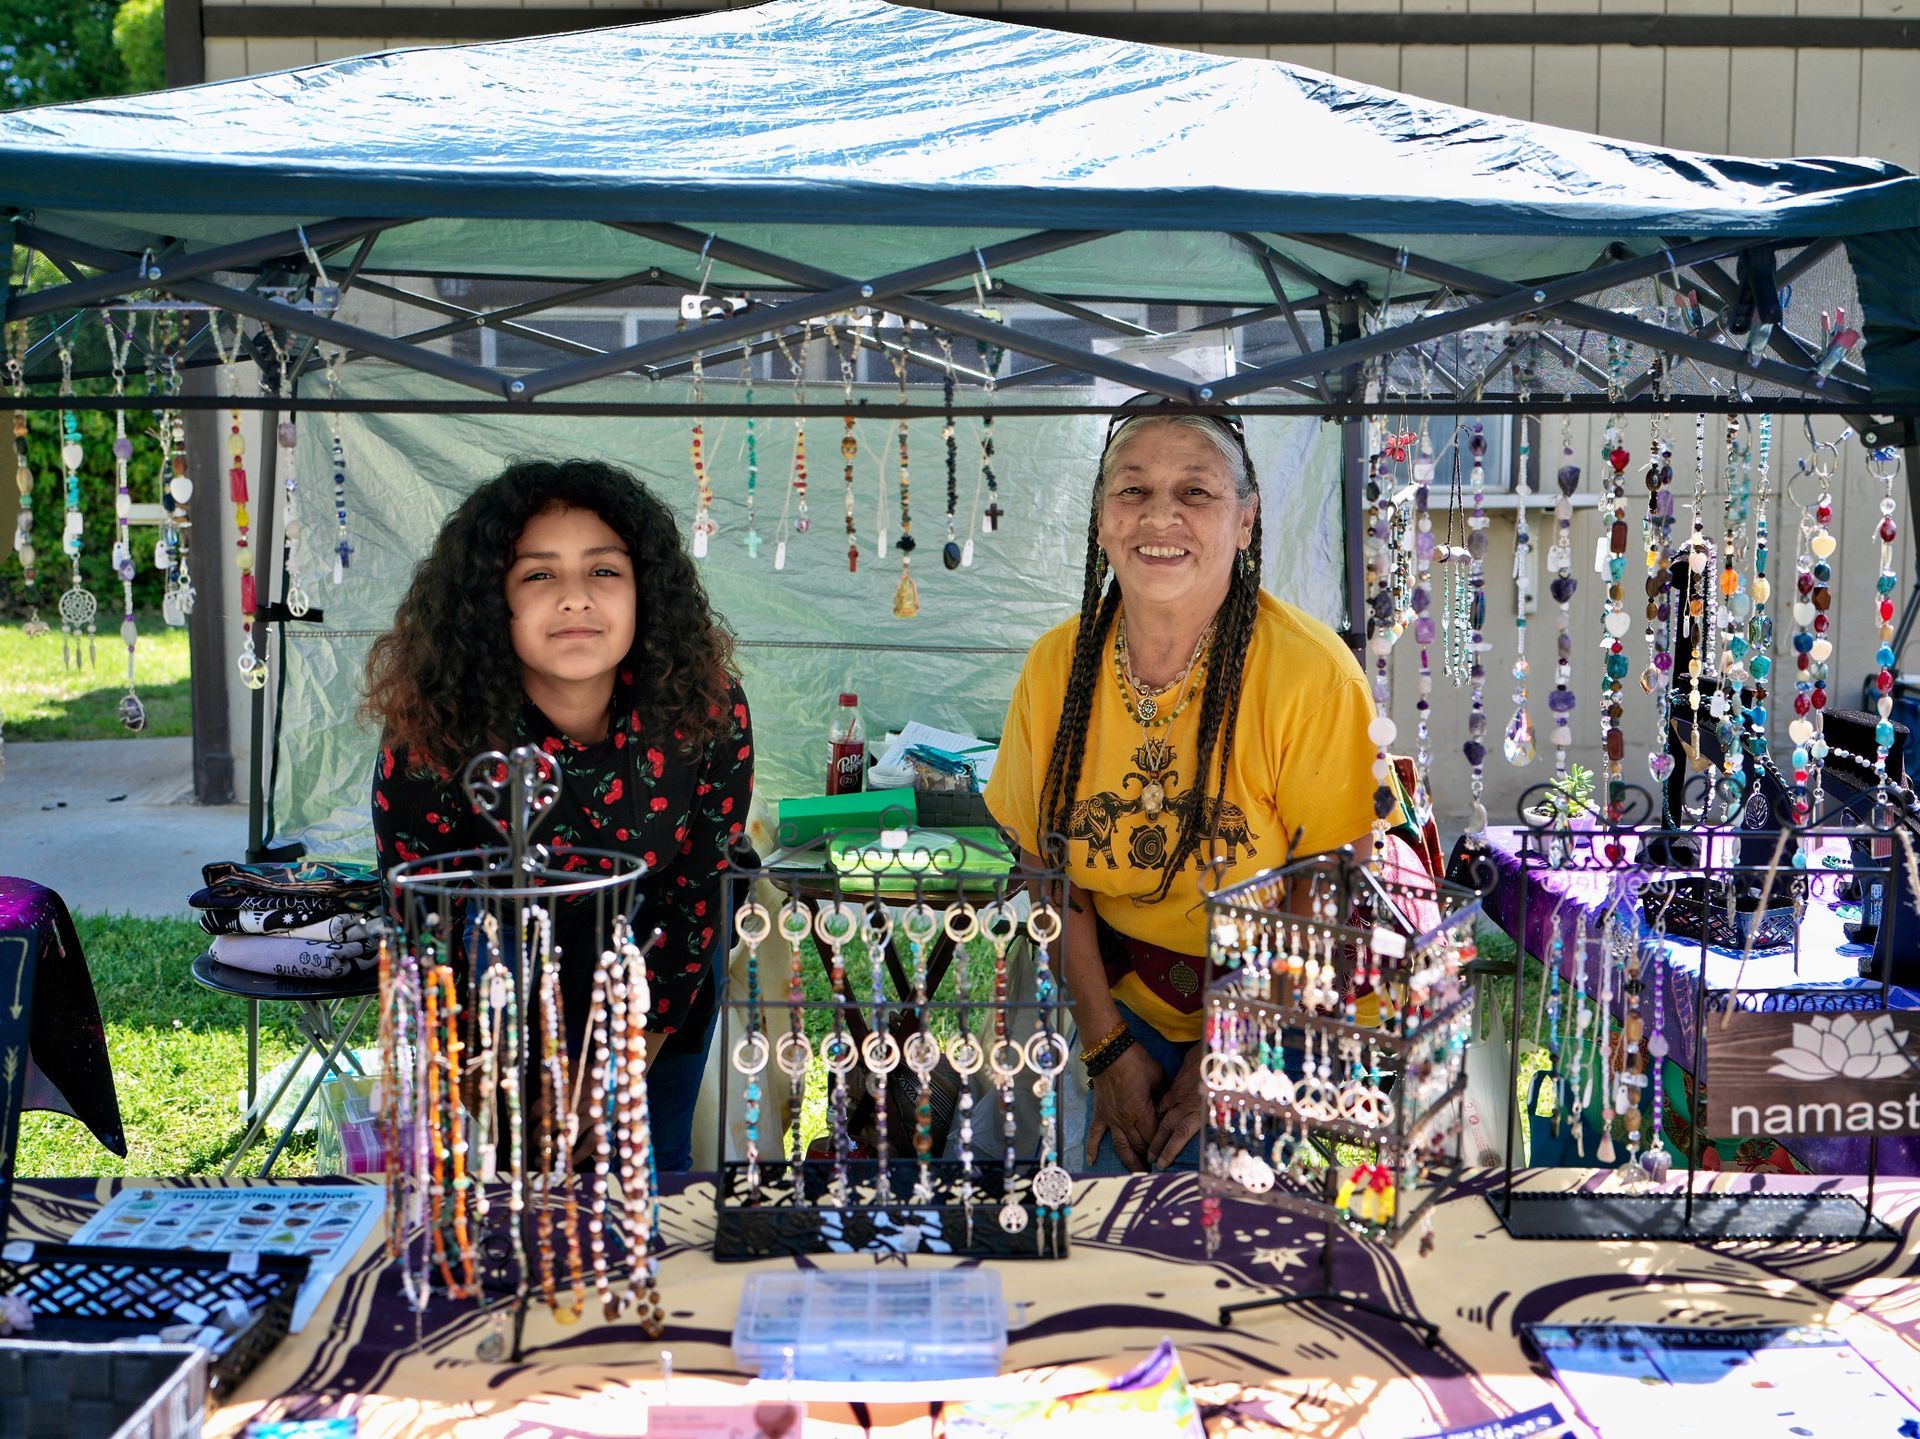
0, 1243, 308, 1396
0, 1340, 205, 1439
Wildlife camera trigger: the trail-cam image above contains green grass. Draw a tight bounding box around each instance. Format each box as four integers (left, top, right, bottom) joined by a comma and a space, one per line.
0, 617, 193, 741
14, 915, 311, 1178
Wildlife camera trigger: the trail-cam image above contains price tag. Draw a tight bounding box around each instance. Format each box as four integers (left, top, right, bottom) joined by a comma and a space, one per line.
1370, 926, 1409, 960
647, 1402, 804, 1438
2, 1241, 33, 1263
227, 1251, 259, 1275
172, 1300, 211, 1326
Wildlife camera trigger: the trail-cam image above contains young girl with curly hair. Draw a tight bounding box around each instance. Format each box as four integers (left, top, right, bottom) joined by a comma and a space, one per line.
363, 458, 753, 1169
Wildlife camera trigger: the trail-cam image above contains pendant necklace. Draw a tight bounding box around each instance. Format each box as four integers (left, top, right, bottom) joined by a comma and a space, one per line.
103, 318, 144, 729
938, 336, 962, 570
984, 904, 1029, 1238
1463, 421, 1490, 837
1641, 411, 1676, 810
733, 902, 772, 1205
210, 318, 267, 689
1869, 444, 1903, 813
889, 339, 919, 617
1365, 435, 1400, 853
1681, 414, 1712, 811
1596, 346, 1632, 828
1411, 420, 1437, 812
1548, 418, 1579, 781
1441, 438, 1468, 685
1789, 440, 1835, 822
153, 318, 193, 629
778, 898, 812, 1190
815, 901, 859, 1208
689, 339, 713, 560
325, 346, 352, 585
742, 336, 762, 559
1744, 416, 1776, 787
1115, 611, 1210, 820
834, 326, 860, 573
945, 902, 984, 1247
974, 336, 1004, 543
1026, 902, 1072, 1258
862, 904, 899, 1207
900, 903, 941, 1205
1712, 418, 1751, 814
771, 328, 809, 570
8, 326, 45, 639
1505, 416, 1536, 767
55, 340, 97, 670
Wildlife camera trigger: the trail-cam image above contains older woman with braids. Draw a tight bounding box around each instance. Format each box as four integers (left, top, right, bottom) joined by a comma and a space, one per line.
362, 458, 753, 1170
985, 405, 1376, 1172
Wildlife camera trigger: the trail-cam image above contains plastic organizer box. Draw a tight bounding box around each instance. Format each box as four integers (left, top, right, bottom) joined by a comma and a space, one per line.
732, 1269, 1006, 1382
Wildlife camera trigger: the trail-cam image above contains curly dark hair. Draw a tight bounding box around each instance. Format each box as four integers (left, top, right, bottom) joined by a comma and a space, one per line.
362, 458, 736, 775
1037, 415, 1263, 903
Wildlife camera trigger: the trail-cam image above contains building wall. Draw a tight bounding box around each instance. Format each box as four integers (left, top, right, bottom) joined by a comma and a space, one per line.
187, 0, 1920, 827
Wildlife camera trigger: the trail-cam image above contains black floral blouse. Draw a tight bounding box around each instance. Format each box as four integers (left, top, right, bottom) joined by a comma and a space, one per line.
372, 670, 754, 1055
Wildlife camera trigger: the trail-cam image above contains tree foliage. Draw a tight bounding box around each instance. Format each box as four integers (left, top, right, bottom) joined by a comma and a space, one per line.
0, 0, 128, 110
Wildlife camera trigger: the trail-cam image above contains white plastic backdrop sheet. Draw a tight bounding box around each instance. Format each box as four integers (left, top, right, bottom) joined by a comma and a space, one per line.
271, 365, 1346, 857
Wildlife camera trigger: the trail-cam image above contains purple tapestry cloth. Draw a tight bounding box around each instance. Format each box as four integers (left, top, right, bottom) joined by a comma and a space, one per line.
1462, 830, 1920, 1176
0, 877, 126, 1157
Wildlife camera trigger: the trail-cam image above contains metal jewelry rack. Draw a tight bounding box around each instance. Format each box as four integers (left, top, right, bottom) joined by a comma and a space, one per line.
1199, 847, 1485, 1344
382, 745, 657, 1361
713, 823, 1073, 1261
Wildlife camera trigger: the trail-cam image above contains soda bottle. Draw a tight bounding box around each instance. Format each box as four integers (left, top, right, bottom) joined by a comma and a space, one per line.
827, 692, 866, 795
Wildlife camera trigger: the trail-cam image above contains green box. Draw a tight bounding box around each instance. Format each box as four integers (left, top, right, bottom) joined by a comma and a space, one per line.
777, 789, 918, 847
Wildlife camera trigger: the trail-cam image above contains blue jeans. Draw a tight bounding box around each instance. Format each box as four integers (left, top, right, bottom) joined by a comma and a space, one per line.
646, 996, 718, 1172
1079, 1002, 1201, 1175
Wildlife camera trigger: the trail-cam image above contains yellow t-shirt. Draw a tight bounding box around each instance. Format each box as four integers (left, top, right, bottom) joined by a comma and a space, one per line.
985, 590, 1377, 1042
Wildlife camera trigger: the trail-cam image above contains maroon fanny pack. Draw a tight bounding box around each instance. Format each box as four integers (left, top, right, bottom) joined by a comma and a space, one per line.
1096, 919, 1207, 1015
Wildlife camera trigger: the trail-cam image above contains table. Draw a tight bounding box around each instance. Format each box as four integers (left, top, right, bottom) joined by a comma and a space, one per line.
189, 953, 377, 1179
1468, 829, 1920, 1176
10, 1169, 1919, 1438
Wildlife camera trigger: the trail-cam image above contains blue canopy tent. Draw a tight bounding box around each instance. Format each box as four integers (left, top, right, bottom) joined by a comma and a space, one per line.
2, 0, 1918, 853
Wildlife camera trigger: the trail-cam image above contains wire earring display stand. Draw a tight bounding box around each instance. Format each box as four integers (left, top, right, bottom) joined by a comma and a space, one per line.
713, 824, 1072, 1261
1199, 848, 1486, 1345
1487, 770, 1905, 1245
382, 745, 661, 1362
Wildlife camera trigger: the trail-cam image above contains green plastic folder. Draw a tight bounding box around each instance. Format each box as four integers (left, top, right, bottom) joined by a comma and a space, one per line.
777, 789, 918, 847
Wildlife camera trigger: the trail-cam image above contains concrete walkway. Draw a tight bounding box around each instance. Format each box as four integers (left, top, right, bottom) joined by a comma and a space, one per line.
0, 737, 248, 917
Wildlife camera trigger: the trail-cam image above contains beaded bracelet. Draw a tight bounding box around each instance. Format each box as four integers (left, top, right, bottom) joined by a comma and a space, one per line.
1084, 1028, 1137, 1079
1078, 1019, 1129, 1069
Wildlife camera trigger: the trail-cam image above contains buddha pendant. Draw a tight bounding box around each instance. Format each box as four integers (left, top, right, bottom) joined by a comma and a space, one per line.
1141, 780, 1165, 817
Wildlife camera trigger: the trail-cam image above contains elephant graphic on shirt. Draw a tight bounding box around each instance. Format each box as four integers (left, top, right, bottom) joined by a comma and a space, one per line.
1065, 791, 1133, 868
1168, 790, 1257, 866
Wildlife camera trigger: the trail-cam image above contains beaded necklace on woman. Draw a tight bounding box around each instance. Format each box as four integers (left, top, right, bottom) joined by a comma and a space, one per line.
1113, 609, 1216, 820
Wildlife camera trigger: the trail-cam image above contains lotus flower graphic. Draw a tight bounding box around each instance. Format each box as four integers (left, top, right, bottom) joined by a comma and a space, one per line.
1766, 1013, 1914, 1082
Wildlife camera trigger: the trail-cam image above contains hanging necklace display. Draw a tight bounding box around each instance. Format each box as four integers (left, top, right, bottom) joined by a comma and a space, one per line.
945, 901, 984, 1247
742, 336, 762, 560
277, 402, 309, 621
1463, 421, 1491, 837
156, 322, 193, 629
734, 902, 771, 1206
1789, 439, 1835, 821
862, 903, 898, 1207
1711, 418, 1751, 815
1505, 416, 1536, 767
833, 326, 860, 573
1440, 437, 1469, 685
1027, 902, 1072, 1258
1641, 408, 1676, 809
1869, 445, 1903, 812
1745, 417, 1776, 790
1596, 346, 1632, 828
103, 318, 144, 729
209, 318, 267, 689
770, 328, 809, 570
1548, 419, 1579, 782
983, 902, 1028, 1235
56, 342, 98, 670
777, 897, 812, 1185
900, 903, 942, 1204
7, 326, 45, 639
938, 336, 962, 570
888, 338, 919, 617
1411, 420, 1437, 812
1365, 434, 1400, 857
325, 347, 351, 586
973, 336, 1004, 545
816, 900, 859, 1207
689, 341, 714, 560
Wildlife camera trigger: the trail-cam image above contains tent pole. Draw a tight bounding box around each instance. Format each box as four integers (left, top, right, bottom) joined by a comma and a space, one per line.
184, 364, 234, 805
1337, 295, 1366, 652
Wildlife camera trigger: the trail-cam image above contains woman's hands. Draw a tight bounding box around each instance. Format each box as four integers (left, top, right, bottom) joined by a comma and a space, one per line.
1086, 1042, 1163, 1171
1148, 1042, 1205, 1171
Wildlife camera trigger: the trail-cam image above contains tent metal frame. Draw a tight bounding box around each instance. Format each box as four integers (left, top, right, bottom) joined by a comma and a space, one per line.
6, 208, 1916, 842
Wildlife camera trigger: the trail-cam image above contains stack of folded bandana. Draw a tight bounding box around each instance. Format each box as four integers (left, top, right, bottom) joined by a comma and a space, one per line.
191, 860, 384, 981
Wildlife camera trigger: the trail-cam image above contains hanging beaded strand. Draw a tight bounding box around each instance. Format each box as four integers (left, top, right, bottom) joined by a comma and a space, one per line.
1365, 434, 1400, 862
8, 327, 45, 641
327, 347, 352, 585
963, 328, 1005, 565
104, 319, 144, 729
834, 326, 859, 573
55, 341, 98, 670
1441, 441, 1469, 685
1743, 418, 1777, 804
210, 318, 266, 690
1596, 348, 1633, 832
889, 338, 919, 618
939, 336, 962, 571
742, 336, 762, 559
1505, 417, 1537, 767
1411, 420, 1438, 812
1711, 418, 1752, 817
771, 327, 809, 571
1790, 445, 1836, 822
155, 318, 193, 629
1641, 411, 1676, 810
1870, 445, 1904, 813
689, 341, 713, 560
1463, 422, 1491, 838
1548, 420, 1580, 783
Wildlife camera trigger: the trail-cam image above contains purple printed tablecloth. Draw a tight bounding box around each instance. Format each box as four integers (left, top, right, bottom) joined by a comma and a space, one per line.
1469, 831, 1920, 1177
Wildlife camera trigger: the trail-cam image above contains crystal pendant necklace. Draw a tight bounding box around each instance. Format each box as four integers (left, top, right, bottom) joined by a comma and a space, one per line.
1745, 417, 1776, 794
771, 327, 809, 570
1641, 412, 1676, 809
7, 326, 45, 639
974, 337, 1005, 543
1789, 444, 1835, 822
938, 336, 962, 571
1365, 436, 1399, 857
1463, 422, 1490, 837
156, 318, 193, 629
1440, 439, 1470, 686
326, 346, 352, 584
689, 340, 713, 561
1711, 418, 1750, 815
104, 318, 144, 730
55, 341, 97, 670
1504, 416, 1536, 768
210, 317, 266, 689
742, 337, 761, 560
1547, 420, 1579, 780
1411, 421, 1437, 814
1596, 346, 1632, 826
835, 326, 859, 573
888, 339, 919, 617
1869, 445, 1904, 814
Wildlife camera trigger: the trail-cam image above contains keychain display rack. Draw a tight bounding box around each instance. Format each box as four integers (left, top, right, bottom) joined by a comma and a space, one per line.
1489, 776, 1907, 1245
381, 745, 658, 1361
713, 827, 1073, 1261
1198, 848, 1485, 1341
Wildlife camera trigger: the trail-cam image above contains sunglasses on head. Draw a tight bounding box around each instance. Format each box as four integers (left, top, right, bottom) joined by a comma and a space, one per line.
1102, 392, 1248, 448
